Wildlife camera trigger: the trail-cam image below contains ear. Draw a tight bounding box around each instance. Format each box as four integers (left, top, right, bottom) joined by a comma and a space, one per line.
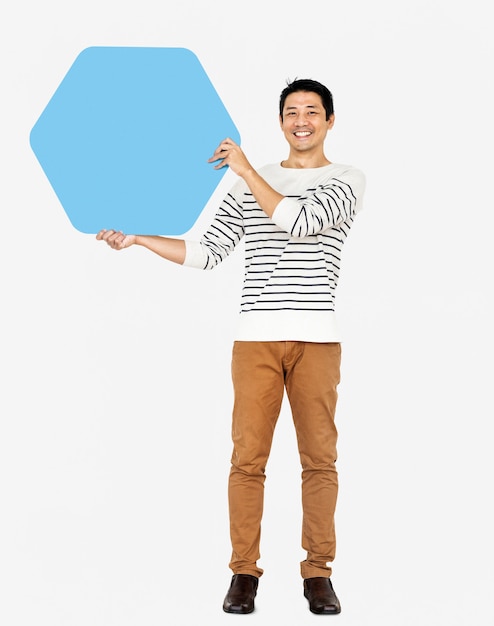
327, 114, 335, 130
279, 114, 284, 129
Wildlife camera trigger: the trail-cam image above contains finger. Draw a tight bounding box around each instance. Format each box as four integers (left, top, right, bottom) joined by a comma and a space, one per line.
208, 148, 228, 163
213, 159, 228, 170
102, 230, 119, 242
98, 229, 119, 241
104, 231, 125, 247
207, 154, 221, 163
114, 233, 127, 248
224, 138, 240, 151
101, 229, 117, 238
210, 148, 229, 165
208, 138, 234, 160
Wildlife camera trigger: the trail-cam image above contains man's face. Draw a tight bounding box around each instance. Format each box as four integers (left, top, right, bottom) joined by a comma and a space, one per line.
280, 91, 335, 154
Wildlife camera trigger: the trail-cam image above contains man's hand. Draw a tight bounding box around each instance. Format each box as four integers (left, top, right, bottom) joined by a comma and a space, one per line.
96, 230, 186, 264
96, 229, 136, 250
208, 138, 254, 178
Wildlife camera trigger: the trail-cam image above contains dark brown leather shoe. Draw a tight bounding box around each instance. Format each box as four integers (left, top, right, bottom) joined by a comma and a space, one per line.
223, 574, 259, 614
303, 577, 341, 614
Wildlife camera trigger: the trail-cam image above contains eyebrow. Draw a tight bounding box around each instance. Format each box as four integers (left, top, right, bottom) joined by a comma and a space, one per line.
284, 104, 320, 111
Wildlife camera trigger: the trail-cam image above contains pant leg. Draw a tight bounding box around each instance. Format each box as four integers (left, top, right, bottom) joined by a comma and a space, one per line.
228, 341, 285, 578
284, 342, 341, 579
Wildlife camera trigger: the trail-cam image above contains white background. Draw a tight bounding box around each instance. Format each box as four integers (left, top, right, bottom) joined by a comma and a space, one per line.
1, 1, 493, 624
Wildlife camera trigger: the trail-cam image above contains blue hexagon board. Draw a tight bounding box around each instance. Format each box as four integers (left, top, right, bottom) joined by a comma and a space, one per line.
30, 47, 240, 235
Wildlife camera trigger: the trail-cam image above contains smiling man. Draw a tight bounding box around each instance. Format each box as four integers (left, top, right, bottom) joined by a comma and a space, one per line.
97, 79, 365, 615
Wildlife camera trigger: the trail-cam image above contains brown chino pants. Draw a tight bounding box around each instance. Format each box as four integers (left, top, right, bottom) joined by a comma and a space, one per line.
228, 341, 341, 579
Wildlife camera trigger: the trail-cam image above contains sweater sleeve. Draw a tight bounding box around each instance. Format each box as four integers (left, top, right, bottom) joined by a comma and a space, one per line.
271, 167, 366, 237
183, 180, 246, 270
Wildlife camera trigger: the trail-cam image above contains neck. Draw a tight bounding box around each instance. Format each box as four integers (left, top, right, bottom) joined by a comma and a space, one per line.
281, 151, 331, 169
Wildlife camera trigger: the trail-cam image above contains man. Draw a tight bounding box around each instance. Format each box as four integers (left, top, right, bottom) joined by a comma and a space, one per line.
97, 78, 365, 615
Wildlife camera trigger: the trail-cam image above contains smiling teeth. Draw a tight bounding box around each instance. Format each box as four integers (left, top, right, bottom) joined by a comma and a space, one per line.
295, 131, 311, 136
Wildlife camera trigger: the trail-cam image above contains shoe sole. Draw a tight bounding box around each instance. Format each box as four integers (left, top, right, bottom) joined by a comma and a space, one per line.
223, 605, 255, 614
308, 606, 341, 615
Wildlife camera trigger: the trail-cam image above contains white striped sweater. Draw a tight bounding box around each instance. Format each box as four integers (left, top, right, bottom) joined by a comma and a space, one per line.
184, 162, 365, 342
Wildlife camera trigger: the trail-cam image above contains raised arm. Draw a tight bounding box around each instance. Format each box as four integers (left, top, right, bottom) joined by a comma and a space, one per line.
209, 138, 284, 218
209, 138, 365, 237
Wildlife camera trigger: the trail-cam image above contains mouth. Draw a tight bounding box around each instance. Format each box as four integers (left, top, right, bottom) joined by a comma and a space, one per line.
294, 131, 312, 137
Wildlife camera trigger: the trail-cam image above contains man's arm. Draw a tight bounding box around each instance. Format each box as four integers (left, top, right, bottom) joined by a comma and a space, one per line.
209, 138, 284, 218
95, 230, 186, 264
272, 172, 365, 237
96, 139, 261, 262
209, 138, 365, 237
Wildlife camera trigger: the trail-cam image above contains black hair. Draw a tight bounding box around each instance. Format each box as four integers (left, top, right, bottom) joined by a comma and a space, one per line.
279, 78, 334, 121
